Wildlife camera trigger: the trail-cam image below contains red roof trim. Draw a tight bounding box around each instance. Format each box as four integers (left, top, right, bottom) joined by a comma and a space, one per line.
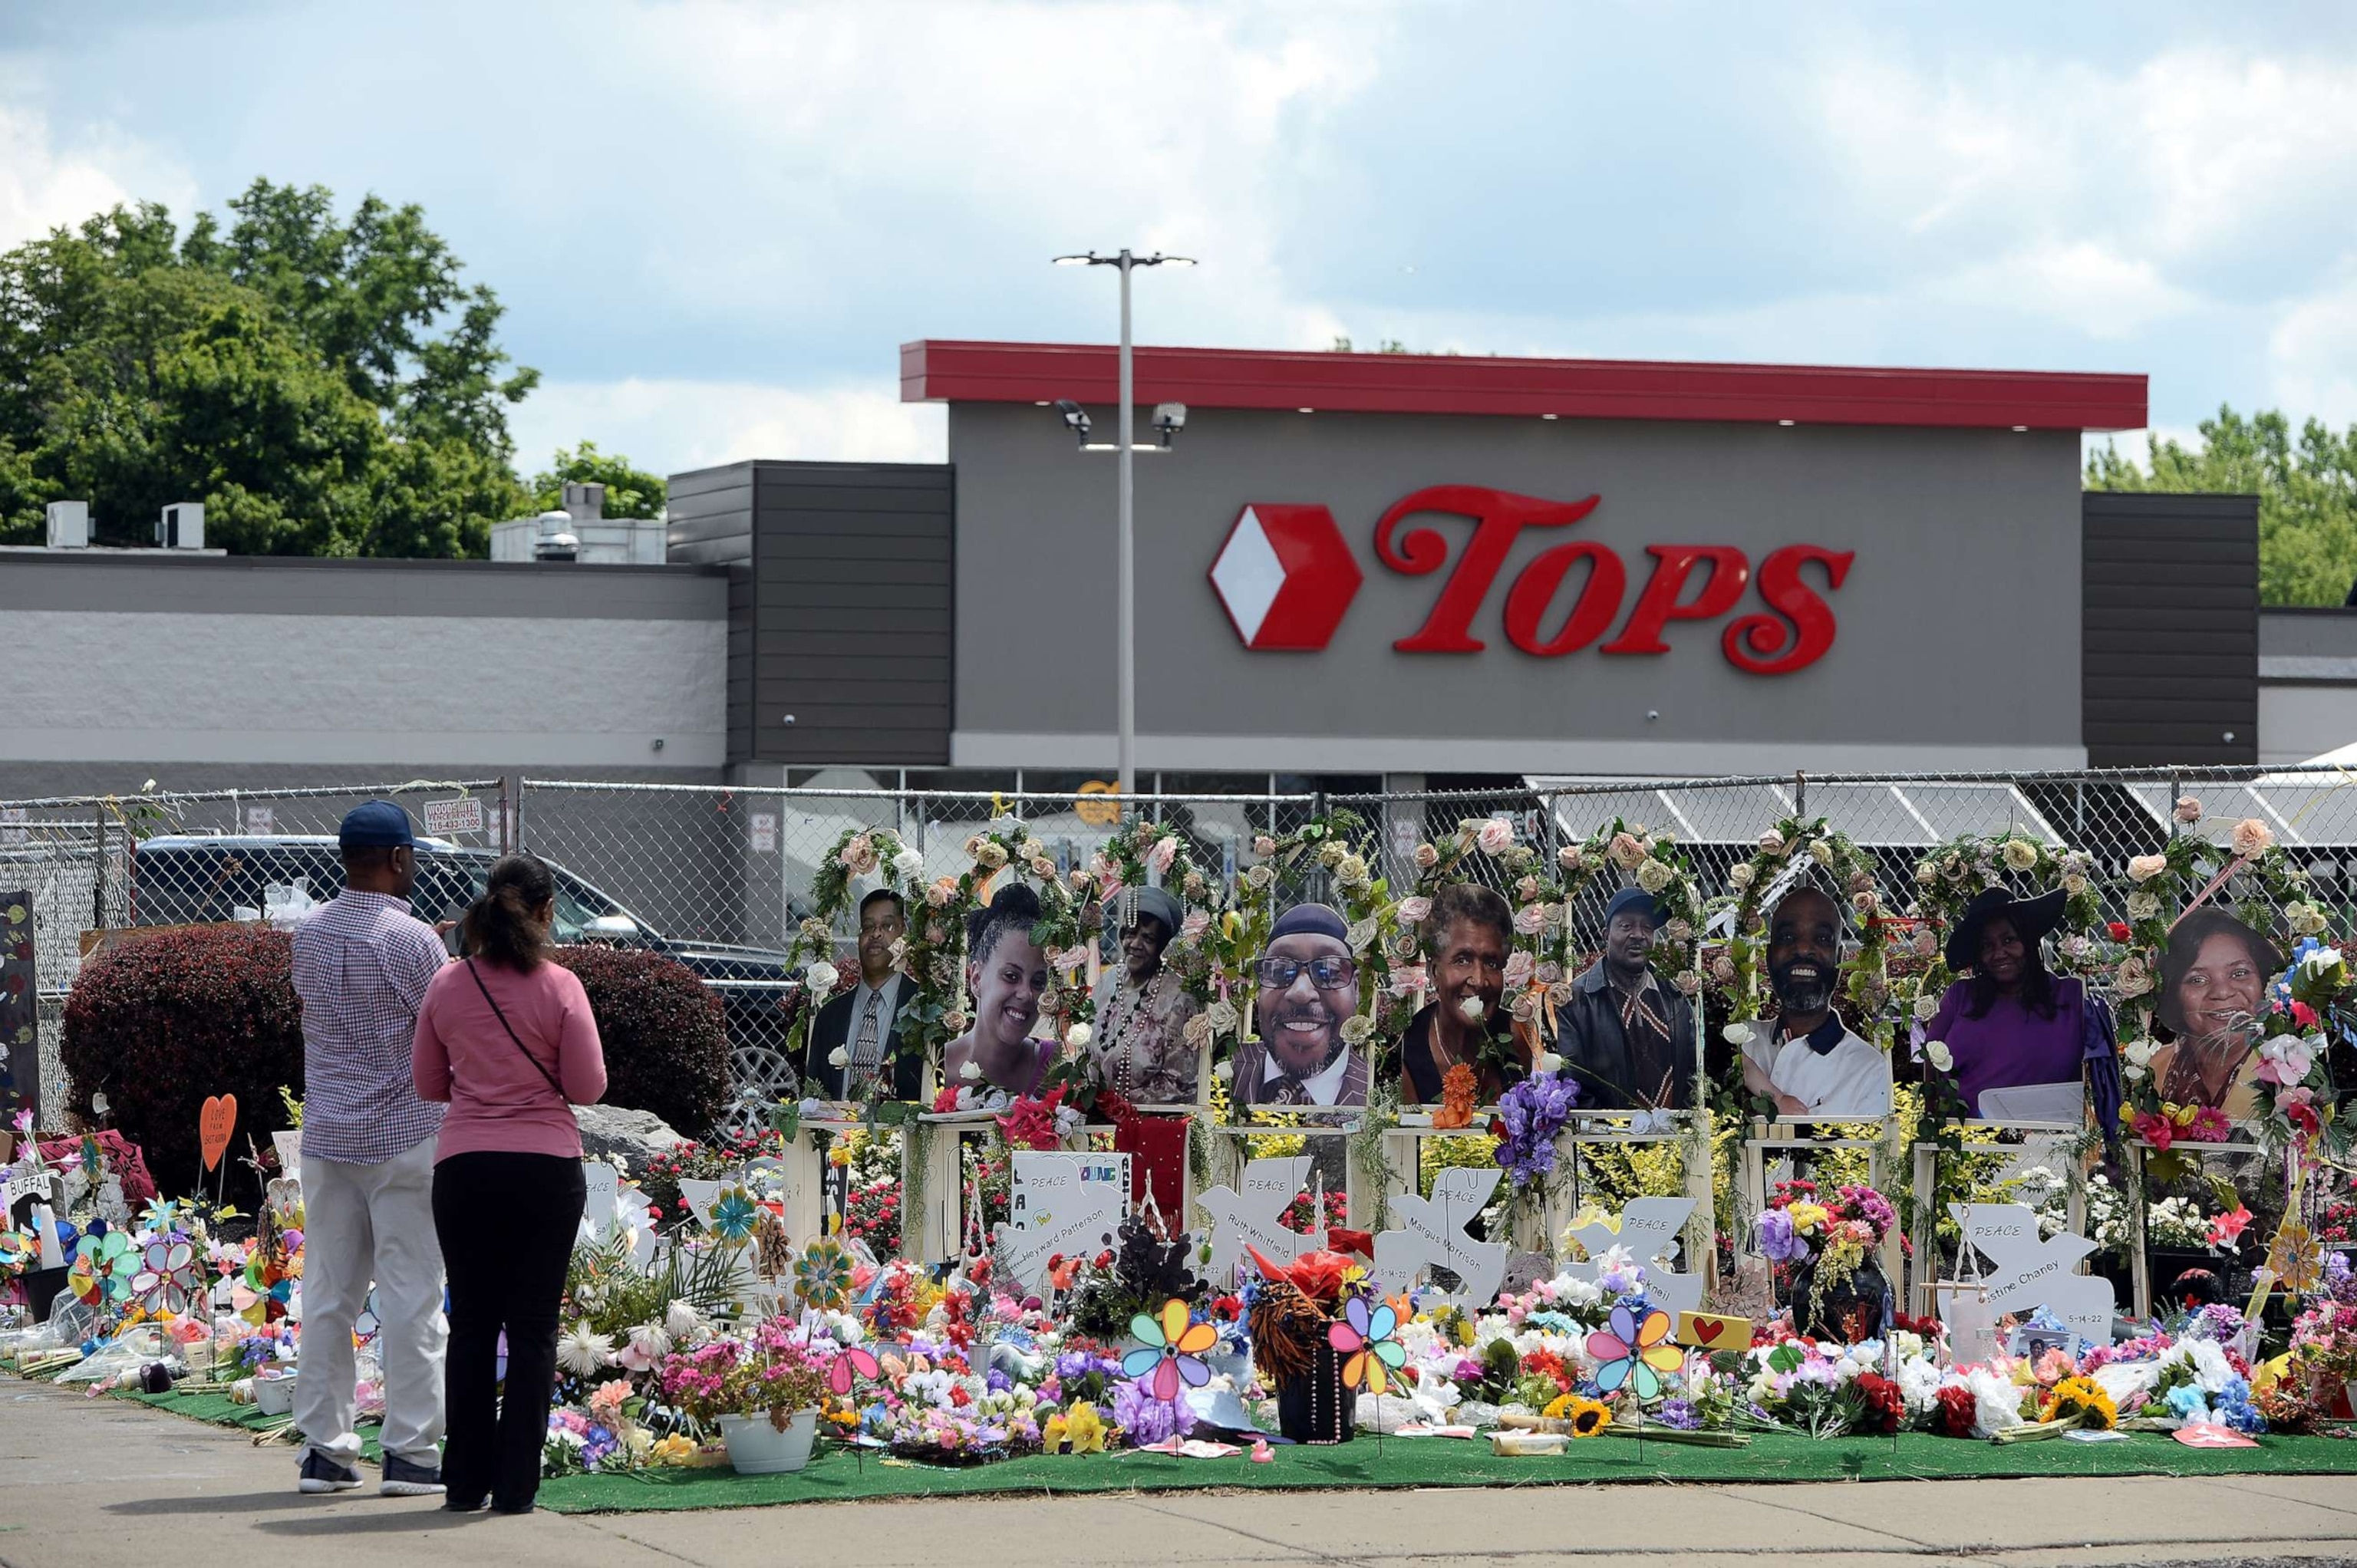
899, 339, 2146, 432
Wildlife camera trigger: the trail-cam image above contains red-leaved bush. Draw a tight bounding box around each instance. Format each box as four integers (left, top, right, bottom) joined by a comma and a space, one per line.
551, 946, 732, 1138
61, 925, 302, 1197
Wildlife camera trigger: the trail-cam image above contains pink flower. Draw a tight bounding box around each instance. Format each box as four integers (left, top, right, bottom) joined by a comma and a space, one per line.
1477, 819, 1515, 855
1502, 950, 1535, 991
1395, 896, 1432, 927
1386, 962, 1429, 998
1180, 911, 1210, 941
2256, 1036, 2314, 1086
1146, 836, 1178, 875
1512, 904, 1547, 936
2230, 818, 2274, 858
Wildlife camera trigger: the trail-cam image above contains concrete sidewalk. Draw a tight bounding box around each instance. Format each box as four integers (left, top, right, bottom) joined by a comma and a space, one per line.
4, 1378, 2355, 1567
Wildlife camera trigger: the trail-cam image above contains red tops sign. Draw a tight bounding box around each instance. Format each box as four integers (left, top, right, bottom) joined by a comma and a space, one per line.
1209, 485, 1852, 675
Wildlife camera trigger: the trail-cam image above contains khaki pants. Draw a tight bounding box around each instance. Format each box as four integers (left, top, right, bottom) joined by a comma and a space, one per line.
295, 1137, 447, 1466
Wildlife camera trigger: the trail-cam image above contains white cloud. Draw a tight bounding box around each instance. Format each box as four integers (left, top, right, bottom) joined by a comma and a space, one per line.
0, 102, 194, 251
2269, 278, 2357, 430
509, 377, 947, 477
1927, 241, 2198, 339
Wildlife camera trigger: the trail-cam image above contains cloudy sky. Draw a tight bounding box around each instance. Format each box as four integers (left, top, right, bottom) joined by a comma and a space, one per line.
5, 1, 2355, 477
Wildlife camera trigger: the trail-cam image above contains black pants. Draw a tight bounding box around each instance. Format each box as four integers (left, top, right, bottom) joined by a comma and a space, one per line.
432, 1151, 585, 1510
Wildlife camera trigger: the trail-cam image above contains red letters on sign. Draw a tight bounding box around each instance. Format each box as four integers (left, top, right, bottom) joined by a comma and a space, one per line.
1599, 545, 1752, 655
1722, 545, 1854, 674
1503, 541, 1627, 656
1375, 485, 1601, 652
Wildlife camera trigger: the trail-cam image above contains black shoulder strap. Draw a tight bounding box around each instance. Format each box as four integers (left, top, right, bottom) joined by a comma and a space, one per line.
465, 958, 568, 1100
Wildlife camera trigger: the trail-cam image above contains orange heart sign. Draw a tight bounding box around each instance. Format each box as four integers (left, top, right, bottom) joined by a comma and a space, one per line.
199, 1095, 237, 1172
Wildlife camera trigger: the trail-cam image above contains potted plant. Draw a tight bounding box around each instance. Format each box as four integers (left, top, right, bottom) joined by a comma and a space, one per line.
658, 1321, 827, 1475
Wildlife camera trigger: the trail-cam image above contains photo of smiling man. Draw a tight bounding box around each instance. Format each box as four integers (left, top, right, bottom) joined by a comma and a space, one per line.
1739, 886, 1891, 1118
1231, 902, 1370, 1108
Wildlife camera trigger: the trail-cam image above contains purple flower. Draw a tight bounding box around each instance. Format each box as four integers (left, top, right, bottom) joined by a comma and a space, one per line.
985, 1369, 1012, 1394
1655, 1399, 1699, 1430
1756, 1208, 1805, 1264
1112, 1377, 1192, 1445
1495, 1072, 1580, 1189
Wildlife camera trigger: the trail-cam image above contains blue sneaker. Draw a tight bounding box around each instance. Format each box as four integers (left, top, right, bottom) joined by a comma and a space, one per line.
298, 1451, 362, 1494
381, 1453, 447, 1497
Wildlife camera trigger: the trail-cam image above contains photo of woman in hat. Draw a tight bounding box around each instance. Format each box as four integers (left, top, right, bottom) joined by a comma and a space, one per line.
1920, 885, 2092, 1117
2147, 909, 2281, 1119
1086, 884, 1202, 1105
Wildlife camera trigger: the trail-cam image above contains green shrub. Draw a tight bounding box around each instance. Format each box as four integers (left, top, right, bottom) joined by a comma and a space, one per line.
552, 946, 732, 1138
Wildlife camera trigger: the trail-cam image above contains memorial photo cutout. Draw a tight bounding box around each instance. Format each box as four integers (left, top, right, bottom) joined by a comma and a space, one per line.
1554, 885, 1697, 1112
1922, 886, 2092, 1122
2149, 909, 2283, 1121
1739, 884, 1891, 1119
1387, 883, 1532, 1108
1233, 903, 1369, 1108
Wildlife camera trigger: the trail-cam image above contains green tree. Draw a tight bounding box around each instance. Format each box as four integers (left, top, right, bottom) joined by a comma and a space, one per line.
0, 179, 537, 554
2085, 406, 2357, 606
528, 440, 666, 519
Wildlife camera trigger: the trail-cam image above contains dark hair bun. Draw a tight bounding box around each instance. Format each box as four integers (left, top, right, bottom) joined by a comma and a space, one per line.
966, 879, 1044, 953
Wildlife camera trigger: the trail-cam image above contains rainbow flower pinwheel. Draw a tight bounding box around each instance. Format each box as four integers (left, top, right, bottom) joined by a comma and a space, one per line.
1122, 1298, 1218, 1402
69, 1230, 136, 1308
1586, 1303, 1683, 1399
1327, 1295, 1408, 1395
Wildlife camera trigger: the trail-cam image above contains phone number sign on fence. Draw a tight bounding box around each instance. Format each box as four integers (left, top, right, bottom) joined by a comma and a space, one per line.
423, 796, 486, 838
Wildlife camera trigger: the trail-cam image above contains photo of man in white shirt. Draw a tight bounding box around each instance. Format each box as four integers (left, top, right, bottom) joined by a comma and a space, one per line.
1739, 886, 1891, 1119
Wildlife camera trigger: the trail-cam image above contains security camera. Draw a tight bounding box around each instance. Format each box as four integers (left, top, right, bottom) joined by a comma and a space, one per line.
1152, 403, 1187, 447
1054, 400, 1092, 444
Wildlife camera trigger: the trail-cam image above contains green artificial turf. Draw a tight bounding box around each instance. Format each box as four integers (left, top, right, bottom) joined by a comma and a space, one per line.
104, 1384, 2357, 1514
530, 1428, 2357, 1514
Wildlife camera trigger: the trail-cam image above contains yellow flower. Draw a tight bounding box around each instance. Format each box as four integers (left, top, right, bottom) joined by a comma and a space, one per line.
1045, 1401, 1108, 1454
2167, 1102, 2198, 1128
648, 1434, 698, 1467
1786, 1202, 1831, 1234
1455, 1317, 1477, 1348
2041, 1376, 2117, 1431
1560, 1394, 1613, 1438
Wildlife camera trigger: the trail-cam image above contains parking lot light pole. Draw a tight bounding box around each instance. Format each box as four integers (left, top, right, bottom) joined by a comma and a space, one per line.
1052, 249, 1194, 802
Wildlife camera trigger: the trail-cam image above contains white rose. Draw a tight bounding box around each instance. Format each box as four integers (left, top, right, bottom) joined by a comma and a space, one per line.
959, 1060, 982, 1082
1536, 1051, 1564, 1075
1066, 1023, 1092, 1049
804, 960, 840, 996
827, 1046, 850, 1069
1207, 1000, 1240, 1034
892, 847, 925, 879
1345, 918, 1377, 953
1914, 862, 1937, 886
2125, 891, 2158, 921
2122, 1038, 2159, 1070
1673, 970, 1703, 996
1342, 1013, 1376, 1045
1214, 1060, 1235, 1083
1635, 858, 1673, 894
1925, 1040, 1953, 1073
1727, 864, 1755, 891
2061, 873, 2086, 898
1722, 1023, 1752, 1046
2126, 855, 2167, 884
1335, 853, 1369, 886
2000, 838, 2039, 872
1757, 831, 1785, 856
1913, 993, 1939, 1023
1245, 864, 1275, 890
1457, 996, 1486, 1023
1808, 839, 1834, 866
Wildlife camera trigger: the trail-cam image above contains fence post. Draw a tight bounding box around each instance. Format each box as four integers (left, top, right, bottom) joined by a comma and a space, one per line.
94, 811, 110, 932
1792, 769, 1808, 819
2168, 775, 2182, 842
504, 770, 524, 853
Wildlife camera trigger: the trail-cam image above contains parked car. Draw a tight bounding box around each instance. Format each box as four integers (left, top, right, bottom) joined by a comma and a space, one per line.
123, 835, 804, 1120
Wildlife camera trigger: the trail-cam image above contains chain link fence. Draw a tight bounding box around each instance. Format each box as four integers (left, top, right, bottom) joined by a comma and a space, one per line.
21, 763, 2357, 1140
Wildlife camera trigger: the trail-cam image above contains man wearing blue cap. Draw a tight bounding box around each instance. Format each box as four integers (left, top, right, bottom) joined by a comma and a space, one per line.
286, 801, 450, 1497
1554, 886, 1695, 1112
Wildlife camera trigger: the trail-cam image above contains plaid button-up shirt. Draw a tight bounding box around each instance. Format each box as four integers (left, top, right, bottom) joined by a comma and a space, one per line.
290, 889, 447, 1164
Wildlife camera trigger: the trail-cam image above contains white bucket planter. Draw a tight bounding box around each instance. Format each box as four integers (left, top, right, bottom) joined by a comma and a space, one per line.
716, 1409, 817, 1475
253, 1372, 296, 1416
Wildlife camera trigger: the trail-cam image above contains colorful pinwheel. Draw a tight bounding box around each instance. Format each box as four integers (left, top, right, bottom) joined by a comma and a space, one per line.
68, 1230, 136, 1308
1122, 1298, 1218, 1402
828, 1342, 881, 1396
1586, 1303, 1683, 1398
796, 1238, 857, 1311
132, 1238, 199, 1316
1327, 1295, 1408, 1395
2268, 1220, 2322, 1293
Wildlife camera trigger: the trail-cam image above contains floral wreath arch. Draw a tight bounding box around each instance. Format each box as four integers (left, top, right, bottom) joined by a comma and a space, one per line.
779, 825, 921, 1071
898, 825, 1093, 1095
1706, 816, 1894, 1049
1895, 832, 2108, 1028
2108, 809, 2352, 1156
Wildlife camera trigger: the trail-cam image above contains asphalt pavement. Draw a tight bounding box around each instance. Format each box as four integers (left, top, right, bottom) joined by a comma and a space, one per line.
5, 1376, 2357, 1567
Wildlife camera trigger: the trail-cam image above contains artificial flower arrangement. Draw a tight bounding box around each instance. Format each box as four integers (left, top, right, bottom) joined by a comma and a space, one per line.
1493, 1070, 1580, 1193
657, 1318, 828, 1435
1753, 1180, 1897, 1342
1243, 1246, 1373, 1444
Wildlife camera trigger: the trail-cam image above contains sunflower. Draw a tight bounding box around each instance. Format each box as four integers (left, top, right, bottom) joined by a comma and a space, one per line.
2041, 1375, 2116, 1431
1556, 1394, 1613, 1438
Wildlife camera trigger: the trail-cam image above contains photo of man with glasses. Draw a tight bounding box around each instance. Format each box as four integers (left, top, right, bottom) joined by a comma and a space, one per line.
1231, 902, 1370, 1108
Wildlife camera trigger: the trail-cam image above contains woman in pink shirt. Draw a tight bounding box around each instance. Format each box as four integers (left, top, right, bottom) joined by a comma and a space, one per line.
413, 853, 606, 1514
